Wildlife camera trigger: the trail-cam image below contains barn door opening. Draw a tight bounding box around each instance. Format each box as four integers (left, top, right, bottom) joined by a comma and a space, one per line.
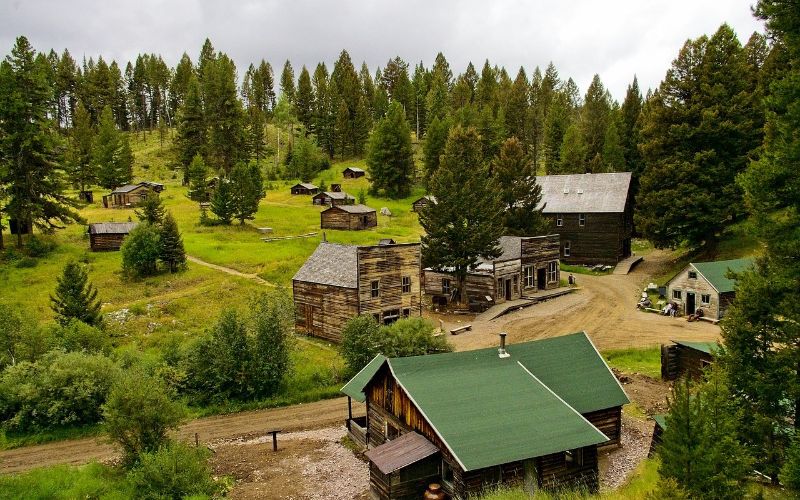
686, 292, 696, 315
505, 279, 512, 300
537, 268, 546, 290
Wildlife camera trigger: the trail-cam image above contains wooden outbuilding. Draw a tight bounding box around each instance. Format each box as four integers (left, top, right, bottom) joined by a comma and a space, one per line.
665, 258, 753, 320
424, 235, 561, 310
341, 331, 629, 499
312, 191, 355, 206
102, 182, 161, 208
649, 415, 667, 457
87, 222, 138, 251
411, 195, 437, 212
290, 182, 319, 195
343, 166, 365, 179
661, 340, 720, 381
292, 242, 422, 342
321, 204, 377, 231
330, 183, 342, 192
536, 172, 633, 265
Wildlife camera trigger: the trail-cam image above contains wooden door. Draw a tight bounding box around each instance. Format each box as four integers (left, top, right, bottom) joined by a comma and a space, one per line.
505, 279, 512, 300
537, 268, 546, 290
686, 293, 696, 315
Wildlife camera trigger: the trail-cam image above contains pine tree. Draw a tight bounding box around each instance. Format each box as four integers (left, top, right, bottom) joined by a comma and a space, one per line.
230, 163, 263, 225
425, 73, 449, 125
279, 60, 296, 104
352, 94, 372, 156
175, 75, 205, 184
505, 67, 529, 143
411, 63, 428, 137
210, 178, 235, 225
557, 123, 587, 174
542, 92, 572, 173
422, 116, 449, 184
93, 106, 133, 188
620, 76, 644, 177
295, 66, 314, 132
365, 102, 414, 198
492, 137, 548, 236
205, 54, 246, 174
50, 261, 102, 327
135, 195, 166, 225
601, 119, 625, 172
66, 101, 96, 193
419, 126, 503, 306
208, 309, 252, 399
334, 99, 351, 157
312, 63, 335, 157
581, 74, 611, 164
158, 212, 186, 273
187, 154, 209, 201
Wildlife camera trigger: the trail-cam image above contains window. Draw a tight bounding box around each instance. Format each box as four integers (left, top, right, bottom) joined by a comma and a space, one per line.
442, 460, 454, 488
385, 383, 394, 413
579, 213, 586, 227
563, 241, 571, 257
385, 422, 400, 440
383, 309, 400, 325
513, 275, 519, 294
688, 270, 698, 279
523, 266, 534, 288
548, 261, 558, 282
497, 278, 503, 294
402, 276, 411, 293
556, 214, 563, 227
402, 308, 410, 318
371, 280, 380, 298
673, 289, 682, 300
362, 215, 369, 225
442, 278, 451, 295
372, 313, 381, 322
565, 448, 584, 469
701, 294, 711, 305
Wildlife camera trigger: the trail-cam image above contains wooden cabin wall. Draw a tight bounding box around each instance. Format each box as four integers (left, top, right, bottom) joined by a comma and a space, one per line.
583, 407, 622, 446
544, 212, 629, 265
89, 233, 126, 251
411, 199, 429, 212
423, 270, 494, 305
292, 281, 359, 342
667, 267, 721, 318
358, 245, 420, 320
493, 260, 521, 303
369, 455, 441, 500
352, 212, 378, 230
676, 346, 714, 380
521, 235, 561, 292
320, 210, 376, 230
536, 446, 599, 493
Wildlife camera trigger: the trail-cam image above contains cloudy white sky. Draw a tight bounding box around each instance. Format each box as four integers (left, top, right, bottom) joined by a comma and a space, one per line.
1, 0, 764, 100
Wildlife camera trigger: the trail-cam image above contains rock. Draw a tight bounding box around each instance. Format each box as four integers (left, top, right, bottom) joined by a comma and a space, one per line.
380, 207, 392, 216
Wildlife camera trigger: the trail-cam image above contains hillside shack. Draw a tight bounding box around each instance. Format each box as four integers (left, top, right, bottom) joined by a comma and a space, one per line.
87, 222, 138, 251
102, 182, 161, 208
343, 166, 365, 179
293, 242, 421, 342
665, 258, 753, 319
661, 340, 720, 381
321, 204, 377, 231
312, 191, 355, 206
411, 195, 437, 212
341, 332, 629, 499
290, 182, 319, 195
330, 183, 342, 192
536, 172, 633, 265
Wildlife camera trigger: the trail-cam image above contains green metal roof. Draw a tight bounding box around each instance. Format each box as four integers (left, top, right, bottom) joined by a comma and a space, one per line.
673, 340, 721, 356
653, 415, 667, 429
340, 354, 386, 403
691, 257, 754, 294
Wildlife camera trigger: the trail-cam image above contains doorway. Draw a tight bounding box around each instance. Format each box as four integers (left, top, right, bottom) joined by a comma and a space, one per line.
505, 279, 512, 300
686, 292, 696, 315
537, 268, 546, 291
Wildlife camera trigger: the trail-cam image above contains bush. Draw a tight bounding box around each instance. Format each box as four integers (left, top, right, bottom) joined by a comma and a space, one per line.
781, 435, 800, 492
384, 317, 452, 357
339, 315, 382, 377
121, 224, 161, 277
127, 442, 219, 499
49, 319, 110, 354
25, 236, 56, 258
15, 256, 37, 268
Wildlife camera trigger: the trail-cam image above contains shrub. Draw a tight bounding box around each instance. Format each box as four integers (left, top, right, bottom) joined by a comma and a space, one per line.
25, 236, 56, 258
49, 319, 110, 354
781, 435, 800, 492
339, 315, 382, 377
384, 317, 452, 357
121, 224, 161, 277
127, 442, 219, 499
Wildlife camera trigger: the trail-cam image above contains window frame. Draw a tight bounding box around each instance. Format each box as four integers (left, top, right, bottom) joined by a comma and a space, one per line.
672, 289, 682, 300
578, 213, 586, 227
523, 265, 535, 288
442, 278, 451, 296
701, 294, 711, 305
563, 241, 571, 257
548, 261, 558, 282
371, 280, 380, 298
556, 214, 563, 227
688, 270, 698, 279
402, 276, 411, 294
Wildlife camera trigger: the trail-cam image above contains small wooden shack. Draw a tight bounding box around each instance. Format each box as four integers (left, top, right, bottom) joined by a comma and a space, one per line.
411, 195, 437, 212
312, 191, 355, 206
330, 183, 342, 192
343, 166, 365, 179
102, 182, 161, 208
536, 172, 633, 265
661, 340, 719, 381
290, 182, 319, 195
649, 415, 667, 457
665, 258, 753, 319
292, 242, 422, 342
321, 204, 377, 231
87, 222, 138, 251
341, 332, 629, 499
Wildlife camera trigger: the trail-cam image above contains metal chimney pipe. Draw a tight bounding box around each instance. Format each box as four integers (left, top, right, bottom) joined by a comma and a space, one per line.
498, 332, 510, 358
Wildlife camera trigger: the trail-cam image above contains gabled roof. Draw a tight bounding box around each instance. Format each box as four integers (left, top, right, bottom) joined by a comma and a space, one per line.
413, 195, 437, 204
87, 222, 138, 235
292, 182, 318, 190
314, 191, 354, 200
535, 172, 632, 213
365, 432, 439, 474
690, 258, 754, 294
653, 414, 667, 430
292, 242, 358, 288
343, 167, 365, 173
324, 204, 375, 214
110, 184, 149, 194
672, 340, 721, 356
341, 354, 387, 402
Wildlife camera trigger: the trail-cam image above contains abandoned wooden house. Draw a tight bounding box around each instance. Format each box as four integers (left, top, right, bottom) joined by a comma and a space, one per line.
320, 204, 377, 231
341, 331, 629, 499
661, 340, 720, 381
290, 182, 319, 195
411, 195, 437, 212
312, 191, 356, 206
343, 166, 366, 178
102, 182, 161, 208
292, 241, 421, 342
424, 235, 560, 310
330, 183, 342, 192
665, 257, 753, 320
87, 222, 138, 251
535, 172, 633, 265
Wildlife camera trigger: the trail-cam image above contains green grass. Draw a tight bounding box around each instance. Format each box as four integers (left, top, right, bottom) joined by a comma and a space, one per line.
0, 462, 134, 499
561, 263, 613, 276
603, 346, 661, 379
0, 424, 104, 452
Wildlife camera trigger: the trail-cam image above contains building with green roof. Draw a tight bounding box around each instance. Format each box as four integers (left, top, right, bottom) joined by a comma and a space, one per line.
665, 257, 754, 320
342, 331, 629, 499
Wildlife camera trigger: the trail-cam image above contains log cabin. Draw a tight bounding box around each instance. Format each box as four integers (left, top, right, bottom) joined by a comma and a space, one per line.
665, 257, 753, 320
341, 331, 629, 499
330, 183, 342, 192
343, 166, 366, 178
321, 204, 377, 231
535, 172, 633, 265
423, 235, 560, 310
312, 191, 356, 206
411, 195, 437, 212
290, 182, 319, 195
102, 182, 162, 208
661, 340, 720, 381
87, 222, 138, 251
292, 241, 421, 342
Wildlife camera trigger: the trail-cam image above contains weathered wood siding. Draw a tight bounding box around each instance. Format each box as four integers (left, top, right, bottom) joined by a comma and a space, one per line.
358, 244, 421, 322
667, 266, 721, 319
369, 456, 440, 500
321, 209, 377, 230
661, 344, 714, 381
544, 212, 631, 265
411, 199, 430, 212
423, 270, 494, 306
292, 280, 359, 342
107, 186, 154, 208
520, 235, 561, 293
291, 186, 317, 195
493, 260, 522, 303
583, 407, 622, 446
89, 233, 127, 251
537, 446, 599, 492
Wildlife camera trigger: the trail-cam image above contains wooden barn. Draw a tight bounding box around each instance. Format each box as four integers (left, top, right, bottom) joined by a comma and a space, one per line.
665, 257, 753, 320
341, 332, 629, 499
424, 235, 561, 310
321, 204, 377, 231
87, 222, 138, 251
535, 172, 633, 265
292, 242, 421, 342
661, 340, 720, 381
102, 182, 161, 208
290, 182, 319, 195
312, 191, 355, 206
343, 166, 366, 179
411, 195, 437, 212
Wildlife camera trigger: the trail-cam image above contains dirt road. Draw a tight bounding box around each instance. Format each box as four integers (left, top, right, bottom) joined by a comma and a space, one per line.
0, 397, 352, 474
187, 255, 274, 286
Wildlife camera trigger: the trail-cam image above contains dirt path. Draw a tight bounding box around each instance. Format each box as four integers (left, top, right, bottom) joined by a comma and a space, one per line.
444, 249, 721, 351
0, 397, 352, 474
187, 255, 274, 286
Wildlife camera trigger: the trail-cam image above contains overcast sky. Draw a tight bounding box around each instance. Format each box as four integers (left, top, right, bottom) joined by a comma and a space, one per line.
0, 0, 764, 100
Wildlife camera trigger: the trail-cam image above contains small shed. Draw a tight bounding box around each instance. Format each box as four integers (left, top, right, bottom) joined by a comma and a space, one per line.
140, 181, 165, 193
411, 195, 437, 212
330, 183, 342, 192
343, 166, 365, 179
312, 191, 356, 206
649, 415, 667, 457
291, 182, 319, 195
102, 182, 159, 208
364, 432, 441, 499
321, 204, 377, 231
661, 340, 720, 381
87, 222, 138, 251
665, 258, 753, 319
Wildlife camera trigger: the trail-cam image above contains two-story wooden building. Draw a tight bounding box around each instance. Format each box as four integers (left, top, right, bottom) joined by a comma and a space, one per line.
423, 235, 560, 309
665, 257, 753, 320
341, 331, 629, 499
292, 242, 421, 342
536, 172, 633, 265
